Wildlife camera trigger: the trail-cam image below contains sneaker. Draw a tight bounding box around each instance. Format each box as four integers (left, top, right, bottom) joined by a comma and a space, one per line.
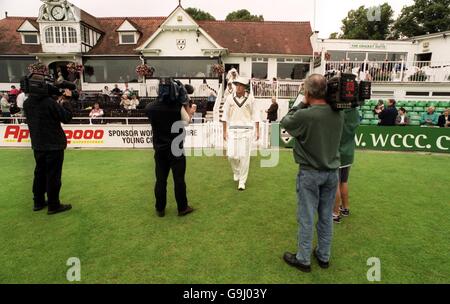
340, 208, 350, 217
156, 209, 165, 218
238, 182, 246, 191
47, 204, 72, 215
333, 214, 342, 224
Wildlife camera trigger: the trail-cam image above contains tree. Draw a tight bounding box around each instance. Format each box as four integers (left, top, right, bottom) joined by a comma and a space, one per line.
393, 0, 450, 38
329, 32, 339, 39
225, 9, 264, 22
339, 3, 395, 40
185, 7, 216, 21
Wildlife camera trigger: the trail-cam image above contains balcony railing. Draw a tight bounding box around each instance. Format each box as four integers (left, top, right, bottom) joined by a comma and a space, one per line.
325, 60, 450, 83
251, 79, 302, 99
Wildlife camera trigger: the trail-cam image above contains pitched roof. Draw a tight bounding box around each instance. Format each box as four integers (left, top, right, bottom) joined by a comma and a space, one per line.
0, 17, 42, 55
0, 16, 313, 57
80, 10, 104, 33
199, 20, 313, 55
87, 17, 165, 55
88, 18, 313, 56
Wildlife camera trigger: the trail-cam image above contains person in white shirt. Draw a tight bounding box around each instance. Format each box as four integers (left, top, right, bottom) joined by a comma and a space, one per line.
222, 76, 260, 191
16, 90, 27, 112
223, 82, 234, 100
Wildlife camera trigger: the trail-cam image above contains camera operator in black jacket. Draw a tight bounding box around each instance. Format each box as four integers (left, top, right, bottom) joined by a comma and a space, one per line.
23, 88, 74, 215
146, 79, 195, 218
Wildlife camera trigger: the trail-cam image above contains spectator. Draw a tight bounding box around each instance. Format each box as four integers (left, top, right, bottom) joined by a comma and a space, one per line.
266, 96, 279, 123
9, 85, 20, 96
111, 84, 122, 96
438, 108, 450, 128
191, 104, 202, 124
123, 82, 133, 97
120, 94, 133, 110
378, 99, 398, 126
1, 93, 11, 122
89, 103, 104, 118
131, 95, 139, 110
207, 90, 217, 111
396, 107, 410, 126
56, 72, 65, 83
373, 100, 385, 115
224, 82, 234, 99
420, 106, 439, 126
102, 86, 111, 103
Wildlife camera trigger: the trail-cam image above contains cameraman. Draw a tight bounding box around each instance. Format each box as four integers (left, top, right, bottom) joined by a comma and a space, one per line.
23, 82, 74, 215
146, 79, 195, 218
280, 74, 344, 272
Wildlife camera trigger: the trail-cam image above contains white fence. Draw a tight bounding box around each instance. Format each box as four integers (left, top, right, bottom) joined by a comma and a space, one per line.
325, 60, 450, 83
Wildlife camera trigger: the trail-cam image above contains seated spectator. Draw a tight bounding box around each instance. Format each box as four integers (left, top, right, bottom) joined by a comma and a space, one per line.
438, 108, 450, 128
420, 106, 439, 126
378, 99, 398, 126
120, 94, 134, 110
373, 100, 385, 115
1, 93, 11, 122
89, 103, 104, 118
396, 107, 410, 126
130, 95, 139, 110
111, 84, 122, 96
9, 85, 20, 96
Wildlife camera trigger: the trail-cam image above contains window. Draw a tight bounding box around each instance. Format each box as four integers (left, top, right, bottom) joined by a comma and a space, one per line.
22, 33, 38, 44
120, 33, 136, 44
44, 26, 77, 44
278, 63, 310, 80
252, 62, 268, 79
61, 27, 67, 43
68, 28, 77, 43
55, 26, 61, 43
83, 57, 142, 83
45, 27, 54, 43
146, 58, 218, 78
0, 58, 37, 82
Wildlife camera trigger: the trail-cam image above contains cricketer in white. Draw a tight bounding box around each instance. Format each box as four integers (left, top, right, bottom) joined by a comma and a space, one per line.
222, 76, 260, 191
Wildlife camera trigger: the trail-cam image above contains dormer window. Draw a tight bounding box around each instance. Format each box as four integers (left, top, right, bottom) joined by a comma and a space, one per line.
17, 20, 40, 45
117, 20, 140, 45
22, 33, 39, 44
119, 32, 138, 44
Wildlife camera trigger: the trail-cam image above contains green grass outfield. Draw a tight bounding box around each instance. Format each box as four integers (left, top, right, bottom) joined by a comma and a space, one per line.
0, 149, 449, 284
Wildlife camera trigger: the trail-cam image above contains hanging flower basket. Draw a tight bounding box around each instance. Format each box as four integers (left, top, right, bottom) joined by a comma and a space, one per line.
211, 64, 225, 76
67, 63, 84, 74
136, 64, 154, 78
325, 52, 331, 61
28, 62, 48, 74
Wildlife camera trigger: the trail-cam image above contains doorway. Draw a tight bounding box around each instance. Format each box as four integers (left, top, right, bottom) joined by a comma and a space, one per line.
48, 61, 72, 81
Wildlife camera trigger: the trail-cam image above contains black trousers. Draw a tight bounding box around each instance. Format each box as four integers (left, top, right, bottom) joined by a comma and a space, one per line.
32, 150, 64, 209
154, 149, 188, 212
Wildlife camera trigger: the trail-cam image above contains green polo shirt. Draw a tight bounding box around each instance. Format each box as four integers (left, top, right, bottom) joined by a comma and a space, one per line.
281, 104, 344, 171
340, 108, 360, 167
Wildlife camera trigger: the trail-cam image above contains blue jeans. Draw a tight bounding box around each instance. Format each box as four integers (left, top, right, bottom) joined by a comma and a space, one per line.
296, 169, 338, 265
